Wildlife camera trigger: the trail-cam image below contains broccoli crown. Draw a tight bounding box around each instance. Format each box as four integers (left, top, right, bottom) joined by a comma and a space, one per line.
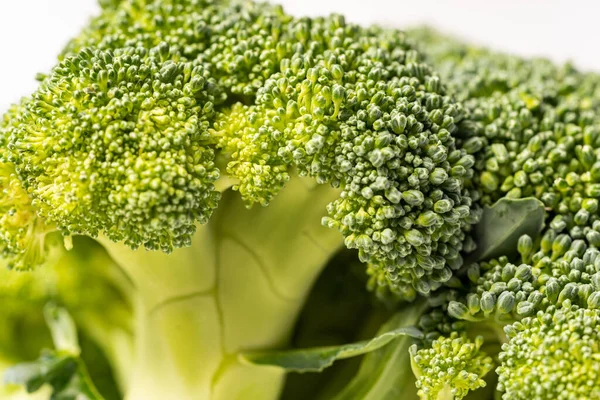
497, 303, 600, 400
409, 332, 493, 400
412, 29, 600, 213
0, 105, 62, 270
213, 15, 478, 298
4, 45, 222, 252
0, 2, 480, 299
1, 5, 600, 400
63, 0, 295, 97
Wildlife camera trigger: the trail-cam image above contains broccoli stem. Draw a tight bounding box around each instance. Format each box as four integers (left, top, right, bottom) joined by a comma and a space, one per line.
98, 177, 343, 399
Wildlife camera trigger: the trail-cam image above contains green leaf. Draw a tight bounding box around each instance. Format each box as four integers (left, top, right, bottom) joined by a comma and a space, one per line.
3, 306, 105, 400
240, 299, 427, 374
4, 351, 104, 400
240, 326, 423, 373
44, 304, 80, 355
470, 197, 545, 262
327, 303, 427, 400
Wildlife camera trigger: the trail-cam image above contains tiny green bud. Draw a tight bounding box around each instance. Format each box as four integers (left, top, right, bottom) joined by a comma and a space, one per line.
433, 199, 453, 214
558, 283, 578, 303
405, 229, 425, 247
480, 171, 499, 192
587, 231, 600, 247
588, 292, 600, 309
517, 235, 533, 259
402, 190, 424, 207
380, 228, 396, 245
390, 114, 407, 134
491, 143, 509, 164
552, 234, 572, 259
497, 292, 516, 313
501, 264, 516, 281
514, 264, 533, 281
429, 168, 448, 185
480, 292, 496, 313
513, 171, 528, 187
416, 211, 440, 227
467, 293, 481, 314
448, 301, 470, 320
545, 279, 560, 303
384, 186, 402, 204
516, 301, 534, 316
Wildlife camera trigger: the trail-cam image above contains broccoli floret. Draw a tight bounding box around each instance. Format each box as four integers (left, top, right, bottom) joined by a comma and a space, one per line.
497, 303, 600, 400
4, 45, 223, 252
411, 28, 600, 210
0, 104, 66, 270
214, 16, 478, 298
409, 333, 493, 400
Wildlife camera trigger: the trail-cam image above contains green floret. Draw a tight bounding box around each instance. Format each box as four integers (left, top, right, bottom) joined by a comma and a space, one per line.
411, 29, 600, 212
448, 229, 600, 324
442, 226, 600, 397
4, 45, 224, 252
497, 303, 600, 400
409, 332, 493, 400
406, 28, 600, 399
63, 0, 218, 60
0, 159, 60, 270
0, 105, 65, 270
64, 0, 295, 97
214, 17, 478, 299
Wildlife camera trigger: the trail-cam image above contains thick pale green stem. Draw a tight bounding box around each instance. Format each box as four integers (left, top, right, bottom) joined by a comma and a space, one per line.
99, 177, 343, 400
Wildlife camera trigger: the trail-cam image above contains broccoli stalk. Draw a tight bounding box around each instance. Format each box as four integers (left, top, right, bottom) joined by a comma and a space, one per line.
97, 178, 343, 399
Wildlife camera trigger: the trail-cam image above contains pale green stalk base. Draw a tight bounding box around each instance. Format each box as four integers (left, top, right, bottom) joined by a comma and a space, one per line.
99, 178, 343, 400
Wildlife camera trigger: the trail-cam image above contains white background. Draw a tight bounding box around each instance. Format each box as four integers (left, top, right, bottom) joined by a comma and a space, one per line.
1, 0, 599, 112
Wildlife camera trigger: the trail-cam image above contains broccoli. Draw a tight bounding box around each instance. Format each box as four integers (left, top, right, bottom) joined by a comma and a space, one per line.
1, 2, 599, 400
0, 1, 479, 399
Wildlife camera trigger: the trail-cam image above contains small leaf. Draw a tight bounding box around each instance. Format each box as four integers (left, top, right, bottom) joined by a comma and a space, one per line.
328, 302, 429, 400
44, 304, 80, 355
3, 306, 105, 400
240, 322, 424, 373
470, 197, 545, 262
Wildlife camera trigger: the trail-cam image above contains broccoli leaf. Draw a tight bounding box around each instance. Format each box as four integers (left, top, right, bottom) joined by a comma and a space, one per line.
4, 352, 103, 400
470, 197, 545, 262
240, 326, 423, 373
240, 299, 427, 374
326, 304, 428, 400
3, 305, 105, 400
44, 306, 80, 356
